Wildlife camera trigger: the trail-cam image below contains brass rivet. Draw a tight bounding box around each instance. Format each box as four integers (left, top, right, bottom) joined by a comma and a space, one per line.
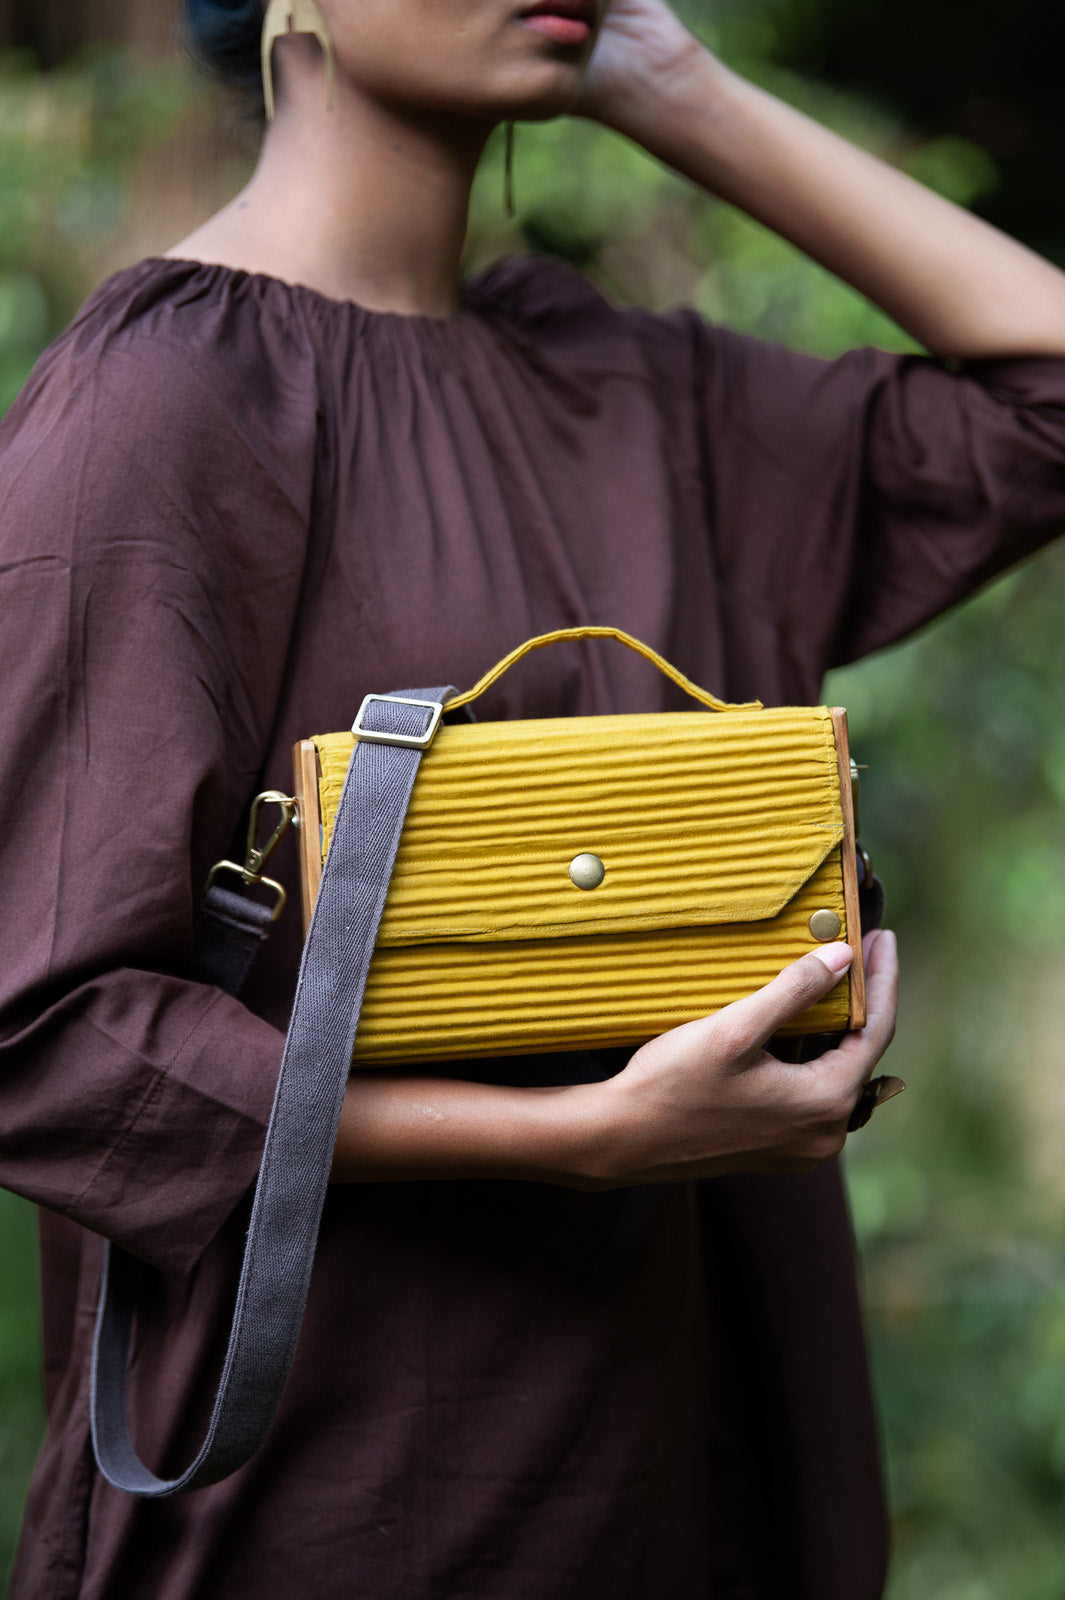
809, 909, 843, 942
569, 853, 606, 891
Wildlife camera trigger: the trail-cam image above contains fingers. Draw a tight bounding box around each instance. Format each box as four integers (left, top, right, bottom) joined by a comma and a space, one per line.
713, 943, 854, 1059
821, 928, 900, 1093
855, 928, 899, 1057
757, 930, 900, 1136
612, 927, 900, 1181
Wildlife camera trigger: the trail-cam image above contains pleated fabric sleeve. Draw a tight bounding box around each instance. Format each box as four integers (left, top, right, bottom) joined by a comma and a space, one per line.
0, 295, 317, 1276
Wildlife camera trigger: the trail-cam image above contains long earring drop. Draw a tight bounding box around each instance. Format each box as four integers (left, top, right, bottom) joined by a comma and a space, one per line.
261, 0, 336, 121
503, 122, 517, 220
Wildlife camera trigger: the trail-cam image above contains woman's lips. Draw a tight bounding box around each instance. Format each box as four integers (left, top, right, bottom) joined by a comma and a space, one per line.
520, 13, 592, 45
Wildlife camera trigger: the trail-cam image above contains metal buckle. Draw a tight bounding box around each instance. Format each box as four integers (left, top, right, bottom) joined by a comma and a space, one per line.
205, 790, 299, 923
352, 694, 443, 751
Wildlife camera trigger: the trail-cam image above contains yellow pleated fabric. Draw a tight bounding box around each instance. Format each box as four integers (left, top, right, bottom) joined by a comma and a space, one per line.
312, 704, 851, 1064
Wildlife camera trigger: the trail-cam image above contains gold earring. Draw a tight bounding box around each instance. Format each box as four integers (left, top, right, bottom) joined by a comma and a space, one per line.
503, 122, 516, 220
261, 0, 336, 121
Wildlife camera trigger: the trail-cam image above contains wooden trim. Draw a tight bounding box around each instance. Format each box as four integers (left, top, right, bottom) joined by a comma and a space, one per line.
831, 708, 866, 1029
292, 740, 323, 938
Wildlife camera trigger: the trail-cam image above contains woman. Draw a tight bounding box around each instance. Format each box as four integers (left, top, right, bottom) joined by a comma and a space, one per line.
2, 0, 1065, 1595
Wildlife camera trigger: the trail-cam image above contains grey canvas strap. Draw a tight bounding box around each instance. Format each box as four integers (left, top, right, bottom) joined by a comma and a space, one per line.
91, 687, 454, 1497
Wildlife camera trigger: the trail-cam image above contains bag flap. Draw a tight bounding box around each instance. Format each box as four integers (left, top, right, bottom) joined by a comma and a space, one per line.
314, 708, 843, 947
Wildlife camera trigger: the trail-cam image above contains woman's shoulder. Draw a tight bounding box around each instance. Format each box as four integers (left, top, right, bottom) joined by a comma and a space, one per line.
469, 253, 709, 383
0, 260, 321, 577
10, 259, 307, 425
1, 259, 320, 512
470, 254, 610, 323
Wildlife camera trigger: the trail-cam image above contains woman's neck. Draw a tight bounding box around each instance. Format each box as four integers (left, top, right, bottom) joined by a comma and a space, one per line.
168, 74, 487, 317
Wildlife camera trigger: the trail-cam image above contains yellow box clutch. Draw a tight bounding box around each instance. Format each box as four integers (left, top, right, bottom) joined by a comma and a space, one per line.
292, 627, 865, 1066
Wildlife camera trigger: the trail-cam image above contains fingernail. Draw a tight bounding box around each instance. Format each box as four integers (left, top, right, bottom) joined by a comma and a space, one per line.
811, 943, 853, 975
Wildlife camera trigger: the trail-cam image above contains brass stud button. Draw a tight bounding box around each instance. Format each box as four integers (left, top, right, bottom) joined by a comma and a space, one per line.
809, 908, 843, 942
569, 853, 606, 891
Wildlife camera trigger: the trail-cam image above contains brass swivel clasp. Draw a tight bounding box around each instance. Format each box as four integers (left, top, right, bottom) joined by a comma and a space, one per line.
205, 791, 299, 923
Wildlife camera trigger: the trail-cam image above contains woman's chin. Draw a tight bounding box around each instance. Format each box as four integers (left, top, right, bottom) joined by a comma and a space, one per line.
511, 86, 585, 123
490, 65, 588, 122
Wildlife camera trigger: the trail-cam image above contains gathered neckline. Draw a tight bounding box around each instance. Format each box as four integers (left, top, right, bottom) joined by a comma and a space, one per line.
145, 255, 490, 328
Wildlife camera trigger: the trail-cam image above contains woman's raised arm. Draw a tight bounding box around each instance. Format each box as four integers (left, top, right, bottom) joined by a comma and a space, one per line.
580, 0, 1065, 361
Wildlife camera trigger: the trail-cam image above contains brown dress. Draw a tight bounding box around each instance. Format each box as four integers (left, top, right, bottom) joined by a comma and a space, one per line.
3, 255, 1065, 1600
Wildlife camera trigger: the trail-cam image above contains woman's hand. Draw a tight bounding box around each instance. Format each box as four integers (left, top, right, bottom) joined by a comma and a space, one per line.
576, 0, 704, 132
580, 929, 900, 1187
331, 930, 900, 1187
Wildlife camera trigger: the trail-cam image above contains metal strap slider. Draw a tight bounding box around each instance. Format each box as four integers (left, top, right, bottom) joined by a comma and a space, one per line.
352, 694, 443, 751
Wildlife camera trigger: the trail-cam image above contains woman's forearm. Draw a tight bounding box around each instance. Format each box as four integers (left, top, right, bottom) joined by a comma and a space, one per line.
613, 49, 1065, 361
329, 938, 900, 1188
330, 1072, 605, 1185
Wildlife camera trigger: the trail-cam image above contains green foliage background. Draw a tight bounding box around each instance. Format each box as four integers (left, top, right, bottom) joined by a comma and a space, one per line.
2, 5, 1064, 1594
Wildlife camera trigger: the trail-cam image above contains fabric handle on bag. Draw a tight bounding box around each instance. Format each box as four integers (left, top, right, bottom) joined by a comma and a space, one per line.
442, 625, 763, 717
90, 686, 455, 1497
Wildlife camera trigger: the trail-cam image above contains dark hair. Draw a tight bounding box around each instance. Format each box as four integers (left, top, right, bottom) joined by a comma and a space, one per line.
185, 0, 265, 106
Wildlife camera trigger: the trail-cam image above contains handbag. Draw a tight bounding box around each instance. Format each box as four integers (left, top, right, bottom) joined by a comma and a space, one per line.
293, 626, 867, 1060
89, 625, 870, 1499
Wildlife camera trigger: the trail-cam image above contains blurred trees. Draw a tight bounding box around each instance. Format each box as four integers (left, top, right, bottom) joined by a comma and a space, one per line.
0, 47, 190, 408
2, 3, 1065, 1596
